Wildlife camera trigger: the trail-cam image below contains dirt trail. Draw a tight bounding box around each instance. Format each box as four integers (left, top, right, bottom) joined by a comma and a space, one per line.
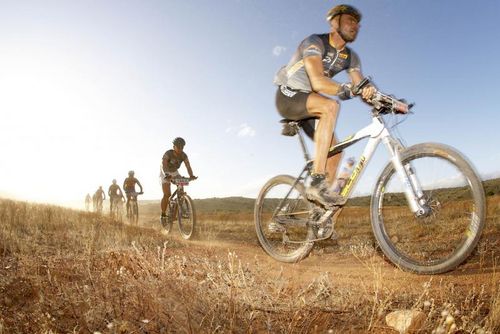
167, 236, 496, 295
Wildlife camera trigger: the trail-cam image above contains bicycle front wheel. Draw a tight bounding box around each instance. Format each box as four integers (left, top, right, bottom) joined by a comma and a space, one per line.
161, 202, 176, 233
254, 175, 315, 263
129, 201, 139, 225
371, 143, 485, 274
178, 195, 196, 240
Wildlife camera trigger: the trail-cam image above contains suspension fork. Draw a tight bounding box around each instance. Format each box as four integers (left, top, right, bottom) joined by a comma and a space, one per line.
384, 138, 428, 216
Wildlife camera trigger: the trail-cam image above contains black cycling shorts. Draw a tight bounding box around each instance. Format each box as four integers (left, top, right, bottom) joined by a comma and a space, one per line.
275, 87, 316, 140
275, 87, 310, 120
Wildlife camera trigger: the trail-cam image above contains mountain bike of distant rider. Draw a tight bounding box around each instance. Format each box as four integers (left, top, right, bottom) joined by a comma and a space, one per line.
96, 198, 104, 214
126, 192, 143, 225
254, 77, 486, 275
160, 176, 197, 240
111, 196, 125, 221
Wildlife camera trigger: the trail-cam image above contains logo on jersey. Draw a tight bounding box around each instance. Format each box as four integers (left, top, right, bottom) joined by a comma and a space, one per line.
338, 53, 348, 59
304, 45, 322, 57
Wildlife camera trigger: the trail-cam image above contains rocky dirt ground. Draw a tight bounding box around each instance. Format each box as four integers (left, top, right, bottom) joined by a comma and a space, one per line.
0, 198, 499, 333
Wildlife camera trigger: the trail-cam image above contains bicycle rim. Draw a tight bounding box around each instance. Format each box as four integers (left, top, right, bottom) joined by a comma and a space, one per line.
133, 202, 139, 224
254, 175, 314, 263
178, 195, 195, 240
371, 143, 485, 274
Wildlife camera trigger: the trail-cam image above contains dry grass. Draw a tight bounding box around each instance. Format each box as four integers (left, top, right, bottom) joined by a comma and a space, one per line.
0, 197, 499, 333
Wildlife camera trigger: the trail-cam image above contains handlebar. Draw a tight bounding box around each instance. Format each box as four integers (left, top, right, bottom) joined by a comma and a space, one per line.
171, 176, 196, 186
353, 77, 414, 115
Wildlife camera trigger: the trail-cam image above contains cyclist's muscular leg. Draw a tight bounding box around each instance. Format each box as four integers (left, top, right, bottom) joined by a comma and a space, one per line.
161, 182, 171, 215
305, 94, 339, 175
126, 193, 131, 212
326, 135, 342, 186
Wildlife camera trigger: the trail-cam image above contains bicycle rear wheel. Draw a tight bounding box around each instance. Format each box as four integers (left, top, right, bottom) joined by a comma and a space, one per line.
178, 195, 196, 240
254, 175, 315, 263
371, 143, 485, 274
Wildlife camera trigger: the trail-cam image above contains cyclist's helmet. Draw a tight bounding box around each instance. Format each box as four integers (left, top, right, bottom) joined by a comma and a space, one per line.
173, 137, 186, 148
112, 179, 117, 184
128, 170, 134, 176
326, 4, 362, 22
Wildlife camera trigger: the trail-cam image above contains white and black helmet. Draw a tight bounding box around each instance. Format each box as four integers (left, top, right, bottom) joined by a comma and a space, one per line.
326, 4, 362, 22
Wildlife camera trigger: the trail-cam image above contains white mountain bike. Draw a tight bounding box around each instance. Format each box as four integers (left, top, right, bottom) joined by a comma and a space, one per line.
255, 78, 485, 274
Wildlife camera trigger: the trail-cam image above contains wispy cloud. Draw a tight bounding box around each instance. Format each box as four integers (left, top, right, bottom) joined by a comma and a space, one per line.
272, 45, 286, 57
237, 123, 256, 137
225, 123, 256, 138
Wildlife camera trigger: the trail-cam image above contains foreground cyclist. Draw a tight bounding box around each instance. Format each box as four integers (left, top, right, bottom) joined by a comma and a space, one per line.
160, 137, 197, 219
108, 179, 125, 215
123, 170, 143, 214
274, 4, 375, 207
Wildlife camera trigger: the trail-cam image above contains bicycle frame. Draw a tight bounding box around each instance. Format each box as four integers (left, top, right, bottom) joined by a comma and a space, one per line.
169, 184, 185, 204
295, 114, 428, 215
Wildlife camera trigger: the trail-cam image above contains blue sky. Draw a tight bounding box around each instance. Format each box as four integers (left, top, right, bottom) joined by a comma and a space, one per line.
1, 0, 499, 206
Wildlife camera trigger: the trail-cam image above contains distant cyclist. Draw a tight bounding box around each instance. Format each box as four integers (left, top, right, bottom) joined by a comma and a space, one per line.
160, 137, 197, 219
94, 186, 106, 212
108, 179, 125, 214
123, 170, 143, 213
85, 193, 91, 211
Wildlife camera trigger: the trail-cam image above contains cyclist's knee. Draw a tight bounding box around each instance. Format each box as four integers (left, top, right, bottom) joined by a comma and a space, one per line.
317, 100, 339, 119
325, 100, 339, 114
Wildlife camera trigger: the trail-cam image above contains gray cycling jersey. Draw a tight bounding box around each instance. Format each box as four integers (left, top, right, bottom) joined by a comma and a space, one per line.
274, 33, 361, 92
162, 149, 188, 173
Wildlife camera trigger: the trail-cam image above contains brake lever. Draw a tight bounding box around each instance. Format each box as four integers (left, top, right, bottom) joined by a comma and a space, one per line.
352, 76, 372, 95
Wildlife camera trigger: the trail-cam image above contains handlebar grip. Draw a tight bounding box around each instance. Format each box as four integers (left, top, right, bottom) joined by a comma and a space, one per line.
352, 76, 371, 95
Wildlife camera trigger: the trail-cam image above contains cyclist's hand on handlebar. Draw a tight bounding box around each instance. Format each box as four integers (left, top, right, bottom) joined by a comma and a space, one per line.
189, 175, 198, 180
361, 85, 376, 101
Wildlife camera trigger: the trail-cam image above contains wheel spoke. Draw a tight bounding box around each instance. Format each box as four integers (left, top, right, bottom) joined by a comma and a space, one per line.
372, 144, 485, 273
255, 175, 315, 262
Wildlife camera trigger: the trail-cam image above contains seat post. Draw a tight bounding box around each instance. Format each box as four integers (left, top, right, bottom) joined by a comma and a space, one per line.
297, 127, 310, 162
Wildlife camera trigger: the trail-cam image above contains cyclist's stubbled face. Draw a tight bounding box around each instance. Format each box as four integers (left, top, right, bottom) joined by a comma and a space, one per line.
332, 14, 359, 43
174, 144, 184, 154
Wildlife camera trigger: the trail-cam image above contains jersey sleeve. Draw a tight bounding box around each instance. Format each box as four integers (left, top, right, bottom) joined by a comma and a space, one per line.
347, 49, 361, 73
300, 34, 325, 58
163, 150, 173, 163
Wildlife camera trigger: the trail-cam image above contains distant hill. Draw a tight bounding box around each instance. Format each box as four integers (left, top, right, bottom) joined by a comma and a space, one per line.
140, 178, 500, 214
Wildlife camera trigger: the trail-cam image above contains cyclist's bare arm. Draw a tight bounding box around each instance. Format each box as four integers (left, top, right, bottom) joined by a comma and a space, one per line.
184, 158, 196, 179
136, 180, 144, 193
349, 71, 376, 100
304, 55, 344, 96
